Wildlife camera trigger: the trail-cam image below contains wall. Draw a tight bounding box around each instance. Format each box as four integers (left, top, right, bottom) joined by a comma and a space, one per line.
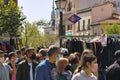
76, 11, 93, 35
92, 2, 114, 23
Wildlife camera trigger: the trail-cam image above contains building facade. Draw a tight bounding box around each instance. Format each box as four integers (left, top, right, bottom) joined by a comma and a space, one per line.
72, 0, 120, 36
91, 1, 120, 35
43, 27, 55, 35
55, 0, 120, 36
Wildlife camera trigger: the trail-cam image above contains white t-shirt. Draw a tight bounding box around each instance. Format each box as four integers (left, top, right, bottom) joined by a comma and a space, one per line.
28, 63, 33, 80
71, 70, 97, 80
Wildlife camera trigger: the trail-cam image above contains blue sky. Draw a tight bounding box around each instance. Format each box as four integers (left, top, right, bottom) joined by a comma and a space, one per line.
18, 0, 53, 23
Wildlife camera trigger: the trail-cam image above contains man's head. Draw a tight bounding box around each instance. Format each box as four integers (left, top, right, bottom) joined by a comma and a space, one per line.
25, 47, 36, 60
8, 52, 16, 62
114, 50, 120, 61
15, 50, 21, 59
39, 49, 47, 60
21, 47, 26, 56
48, 45, 60, 63
0, 50, 4, 64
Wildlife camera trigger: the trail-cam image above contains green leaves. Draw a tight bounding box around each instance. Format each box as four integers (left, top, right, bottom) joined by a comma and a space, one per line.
0, 0, 25, 36
105, 23, 120, 34
22, 22, 58, 48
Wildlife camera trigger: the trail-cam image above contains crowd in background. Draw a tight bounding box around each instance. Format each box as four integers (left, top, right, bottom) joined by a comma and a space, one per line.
0, 45, 120, 80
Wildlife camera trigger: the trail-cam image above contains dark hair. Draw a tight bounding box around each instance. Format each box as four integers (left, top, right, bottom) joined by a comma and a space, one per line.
68, 53, 79, 64
15, 50, 21, 55
21, 47, 26, 51
25, 47, 34, 54
8, 52, 15, 60
77, 54, 97, 72
39, 49, 47, 57
4, 53, 8, 58
37, 46, 44, 53
0, 50, 4, 54
48, 46, 60, 57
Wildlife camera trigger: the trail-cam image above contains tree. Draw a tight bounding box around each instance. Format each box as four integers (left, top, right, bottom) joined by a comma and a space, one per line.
105, 23, 120, 34
0, 0, 25, 37
22, 22, 42, 48
22, 21, 58, 48
35, 19, 50, 27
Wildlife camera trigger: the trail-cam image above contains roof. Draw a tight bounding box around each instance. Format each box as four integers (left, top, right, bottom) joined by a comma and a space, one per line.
77, 7, 91, 14
91, 12, 120, 26
91, 19, 120, 26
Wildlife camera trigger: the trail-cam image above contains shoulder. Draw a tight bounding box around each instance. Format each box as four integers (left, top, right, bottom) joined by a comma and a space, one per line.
3, 63, 12, 71
32, 61, 38, 65
36, 60, 48, 70
72, 72, 81, 80
17, 60, 27, 68
18, 60, 26, 65
91, 73, 97, 80
106, 62, 120, 72
3, 63, 10, 68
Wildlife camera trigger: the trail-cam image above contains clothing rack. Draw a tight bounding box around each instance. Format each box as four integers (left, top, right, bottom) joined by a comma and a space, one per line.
107, 34, 120, 38
60, 35, 94, 47
60, 35, 94, 38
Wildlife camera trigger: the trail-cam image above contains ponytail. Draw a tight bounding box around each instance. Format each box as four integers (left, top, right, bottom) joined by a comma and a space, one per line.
77, 65, 83, 72
73, 65, 83, 75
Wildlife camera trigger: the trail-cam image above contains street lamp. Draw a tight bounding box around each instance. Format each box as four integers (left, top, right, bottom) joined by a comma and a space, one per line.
55, 0, 67, 47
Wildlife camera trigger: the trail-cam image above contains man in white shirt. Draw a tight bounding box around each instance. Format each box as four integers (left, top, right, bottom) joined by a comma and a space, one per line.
16, 48, 38, 80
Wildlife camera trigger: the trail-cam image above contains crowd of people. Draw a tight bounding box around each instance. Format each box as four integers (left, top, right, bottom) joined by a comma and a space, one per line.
0, 45, 120, 80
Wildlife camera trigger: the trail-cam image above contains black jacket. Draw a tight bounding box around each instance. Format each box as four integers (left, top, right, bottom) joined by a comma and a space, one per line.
106, 61, 120, 80
16, 60, 38, 80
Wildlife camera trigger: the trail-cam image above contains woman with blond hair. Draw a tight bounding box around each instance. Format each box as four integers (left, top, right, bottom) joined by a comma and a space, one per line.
71, 54, 98, 80
56, 58, 72, 80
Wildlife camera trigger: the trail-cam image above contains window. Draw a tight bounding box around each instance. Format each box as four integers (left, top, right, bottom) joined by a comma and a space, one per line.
78, 21, 80, 32
67, 25, 72, 31
83, 20, 85, 30
118, 2, 120, 7
67, 2, 72, 11
88, 19, 90, 30
72, 1, 75, 10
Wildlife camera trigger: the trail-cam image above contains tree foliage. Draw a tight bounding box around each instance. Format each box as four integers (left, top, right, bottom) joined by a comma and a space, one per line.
0, 0, 25, 36
22, 21, 57, 48
35, 19, 50, 27
105, 23, 120, 34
